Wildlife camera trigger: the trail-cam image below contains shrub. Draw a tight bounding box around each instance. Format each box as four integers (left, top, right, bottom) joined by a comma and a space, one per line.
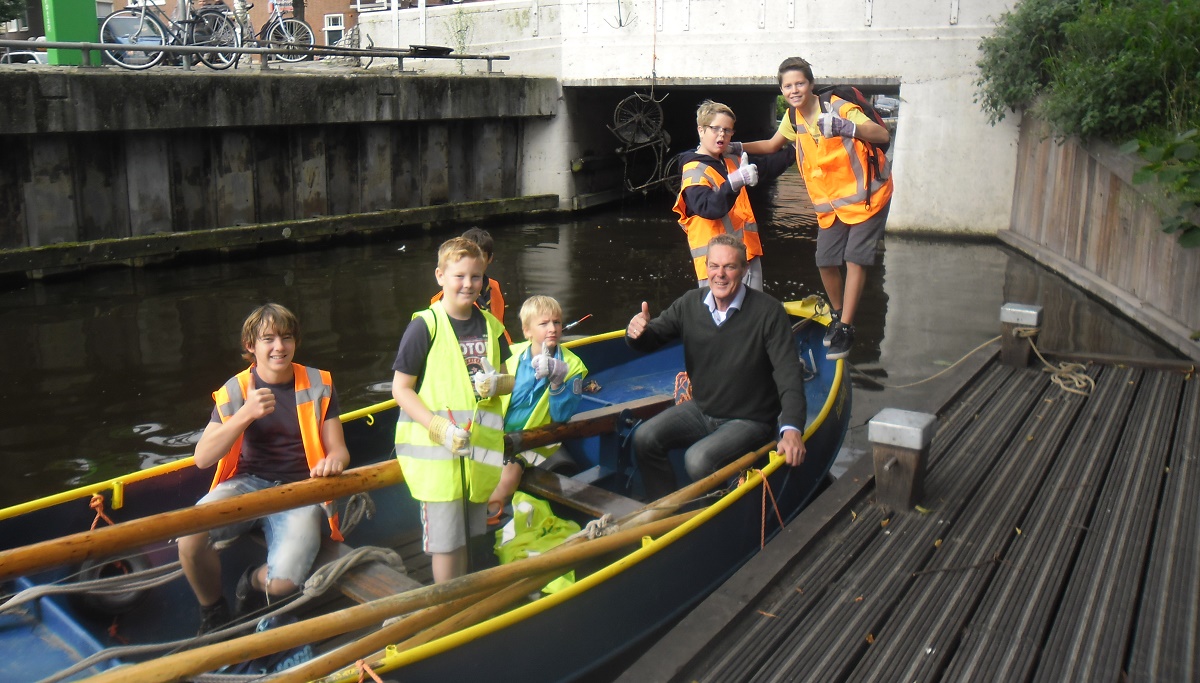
977, 0, 1200, 247
975, 0, 1082, 125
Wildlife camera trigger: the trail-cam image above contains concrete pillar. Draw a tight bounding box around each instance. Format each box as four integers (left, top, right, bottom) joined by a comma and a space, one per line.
869, 408, 936, 510
1000, 303, 1043, 368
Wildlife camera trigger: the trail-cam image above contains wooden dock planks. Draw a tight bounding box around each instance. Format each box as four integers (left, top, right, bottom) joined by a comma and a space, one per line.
636, 359, 1199, 683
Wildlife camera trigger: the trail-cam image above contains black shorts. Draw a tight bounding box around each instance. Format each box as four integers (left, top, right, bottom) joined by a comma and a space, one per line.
815, 203, 890, 267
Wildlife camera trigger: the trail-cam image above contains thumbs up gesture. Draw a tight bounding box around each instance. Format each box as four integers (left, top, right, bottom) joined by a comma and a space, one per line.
243, 372, 276, 420
473, 358, 515, 398
727, 152, 759, 191
532, 344, 570, 388
627, 301, 652, 340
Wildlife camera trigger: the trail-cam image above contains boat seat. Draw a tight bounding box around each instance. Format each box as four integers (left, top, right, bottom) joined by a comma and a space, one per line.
315, 538, 423, 604
520, 466, 643, 519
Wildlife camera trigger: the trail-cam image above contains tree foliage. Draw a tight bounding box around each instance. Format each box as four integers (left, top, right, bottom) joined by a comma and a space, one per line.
0, 0, 28, 26
976, 0, 1200, 247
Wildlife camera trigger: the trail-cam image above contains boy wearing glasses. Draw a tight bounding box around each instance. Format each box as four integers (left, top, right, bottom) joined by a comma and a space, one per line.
672, 100, 790, 290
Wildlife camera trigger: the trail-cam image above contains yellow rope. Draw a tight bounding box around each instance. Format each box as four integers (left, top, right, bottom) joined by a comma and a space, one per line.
855, 335, 1002, 390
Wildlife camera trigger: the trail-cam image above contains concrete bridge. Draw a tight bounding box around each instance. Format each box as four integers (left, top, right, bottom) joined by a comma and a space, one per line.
359, 0, 1020, 233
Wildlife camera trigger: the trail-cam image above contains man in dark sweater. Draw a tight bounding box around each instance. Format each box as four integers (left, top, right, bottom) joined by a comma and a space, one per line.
626, 234, 807, 500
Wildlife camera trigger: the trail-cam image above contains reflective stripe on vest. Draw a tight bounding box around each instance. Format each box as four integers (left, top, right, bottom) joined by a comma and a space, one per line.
394, 303, 507, 503
672, 156, 762, 279
501, 342, 588, 459
793, 97, 893, 228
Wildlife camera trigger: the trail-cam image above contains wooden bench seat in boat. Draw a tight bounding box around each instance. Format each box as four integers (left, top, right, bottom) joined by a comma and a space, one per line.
316, 538, 423, 604
520, 466, 643, 519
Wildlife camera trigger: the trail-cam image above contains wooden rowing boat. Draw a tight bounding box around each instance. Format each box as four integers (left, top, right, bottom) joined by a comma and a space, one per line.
0, 298, 850, 682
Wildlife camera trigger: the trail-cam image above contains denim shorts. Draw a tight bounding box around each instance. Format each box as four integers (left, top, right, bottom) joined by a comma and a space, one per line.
199, 474, 323, 586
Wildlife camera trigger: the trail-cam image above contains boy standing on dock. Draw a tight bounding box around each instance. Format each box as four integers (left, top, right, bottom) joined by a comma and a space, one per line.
392, 237, 522, 582
741, 57, 894, 360
180, 303, 351, 635
501, 295, 589, 470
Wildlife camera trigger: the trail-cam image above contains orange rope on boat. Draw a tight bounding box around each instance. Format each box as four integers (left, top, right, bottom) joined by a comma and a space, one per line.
756, 470, 784, 549
356, 659, 384, 683
89, 493, 116, 530
673, 371, 692, 404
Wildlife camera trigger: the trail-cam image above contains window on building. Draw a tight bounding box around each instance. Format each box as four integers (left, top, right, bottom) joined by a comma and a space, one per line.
324, 14, 344, 46
6, 13, 29, 33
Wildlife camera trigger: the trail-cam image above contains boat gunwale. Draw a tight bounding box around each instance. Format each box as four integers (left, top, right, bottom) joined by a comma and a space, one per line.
329, 344, 847, 679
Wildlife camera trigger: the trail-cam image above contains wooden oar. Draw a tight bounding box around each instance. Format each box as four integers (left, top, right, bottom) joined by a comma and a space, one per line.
274, 570, 562, 683
84, 510, 700, 683
0, 398, 672, 583
0, 462, 404, 584
268, 592, 495, 683
618, 441, 777, 528
278, 441, 780, 682
504, 394, 673, 455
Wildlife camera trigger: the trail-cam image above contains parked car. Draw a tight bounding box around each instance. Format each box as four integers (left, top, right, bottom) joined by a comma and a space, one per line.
873, 95, 900, 118
0, 51, 49, 65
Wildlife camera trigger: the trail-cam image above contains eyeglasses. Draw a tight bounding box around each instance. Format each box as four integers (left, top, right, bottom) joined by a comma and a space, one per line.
705, 126, 735, 136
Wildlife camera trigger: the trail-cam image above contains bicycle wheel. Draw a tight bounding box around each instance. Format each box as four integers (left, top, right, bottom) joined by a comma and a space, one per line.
190, 10, 241, 70
661, 150, 683, 197
612, 94, 663, 145
266, 18, 315, 63
101, 10, 167, 70
622, 143, 663, 193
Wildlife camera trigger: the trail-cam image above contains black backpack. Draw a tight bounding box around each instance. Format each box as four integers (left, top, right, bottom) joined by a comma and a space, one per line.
788, 84, 891, 203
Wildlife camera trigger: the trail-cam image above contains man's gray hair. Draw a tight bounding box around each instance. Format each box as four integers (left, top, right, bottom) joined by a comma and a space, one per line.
707, 233, 748, 266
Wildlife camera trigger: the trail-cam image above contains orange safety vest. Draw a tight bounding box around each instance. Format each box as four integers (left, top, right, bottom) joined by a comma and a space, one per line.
208, 363, 344, 541
672, 156, 762, 280
792, 97, 893, 228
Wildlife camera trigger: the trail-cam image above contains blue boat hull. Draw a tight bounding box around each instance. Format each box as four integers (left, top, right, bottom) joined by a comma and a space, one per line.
0, 300, 850, 682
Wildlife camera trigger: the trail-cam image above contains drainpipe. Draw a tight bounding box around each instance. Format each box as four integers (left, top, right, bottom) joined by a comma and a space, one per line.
419, 0, 426, 45
393, 0, 399, 49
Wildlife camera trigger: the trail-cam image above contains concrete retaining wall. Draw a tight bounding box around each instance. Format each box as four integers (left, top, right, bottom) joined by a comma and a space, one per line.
0, 70, 560, 273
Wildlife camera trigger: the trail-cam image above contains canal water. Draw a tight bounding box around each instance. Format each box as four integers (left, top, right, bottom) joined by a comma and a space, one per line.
0, 169, 1179, 508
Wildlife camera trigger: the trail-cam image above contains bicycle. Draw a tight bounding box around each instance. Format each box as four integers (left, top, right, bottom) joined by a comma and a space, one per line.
609, 92, 681, 196
204, 0, 315, 64
100, 0, 240, 71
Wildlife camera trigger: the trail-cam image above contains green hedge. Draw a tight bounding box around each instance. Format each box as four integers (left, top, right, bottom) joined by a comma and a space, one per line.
976, 0, 1200, 246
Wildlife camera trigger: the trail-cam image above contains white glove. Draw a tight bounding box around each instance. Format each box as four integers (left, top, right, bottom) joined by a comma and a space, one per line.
726, 152, 759, 191
428, 415, 470, 457
819, 112, 857, 139
532, 347, 570, 388
473, 358, 515, 398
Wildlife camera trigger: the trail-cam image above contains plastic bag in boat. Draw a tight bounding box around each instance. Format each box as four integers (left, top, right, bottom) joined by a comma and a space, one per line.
494, 492, 580, 594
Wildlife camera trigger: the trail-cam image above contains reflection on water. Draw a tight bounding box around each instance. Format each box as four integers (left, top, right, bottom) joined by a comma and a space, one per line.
0, 170, 1180, 507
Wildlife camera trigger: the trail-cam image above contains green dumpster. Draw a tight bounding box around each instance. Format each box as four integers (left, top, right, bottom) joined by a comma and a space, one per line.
42, 0, 100, 66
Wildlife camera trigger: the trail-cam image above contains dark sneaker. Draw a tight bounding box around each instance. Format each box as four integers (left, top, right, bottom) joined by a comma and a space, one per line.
826, 322, 855, 360
234, 565, 268, 618
197, 596, 230, 635
823, 309, 842, 347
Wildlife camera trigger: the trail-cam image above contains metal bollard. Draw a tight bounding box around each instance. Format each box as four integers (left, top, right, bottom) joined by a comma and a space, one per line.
869, 408, 935, 510
1000, 303, 1043, 367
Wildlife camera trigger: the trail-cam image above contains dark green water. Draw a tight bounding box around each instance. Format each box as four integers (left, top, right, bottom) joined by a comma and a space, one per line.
0, 172, 1178, 508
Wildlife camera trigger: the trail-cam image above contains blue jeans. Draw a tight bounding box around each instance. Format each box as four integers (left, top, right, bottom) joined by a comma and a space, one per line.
199, 474, 323, 587
632, 400, 776, 500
